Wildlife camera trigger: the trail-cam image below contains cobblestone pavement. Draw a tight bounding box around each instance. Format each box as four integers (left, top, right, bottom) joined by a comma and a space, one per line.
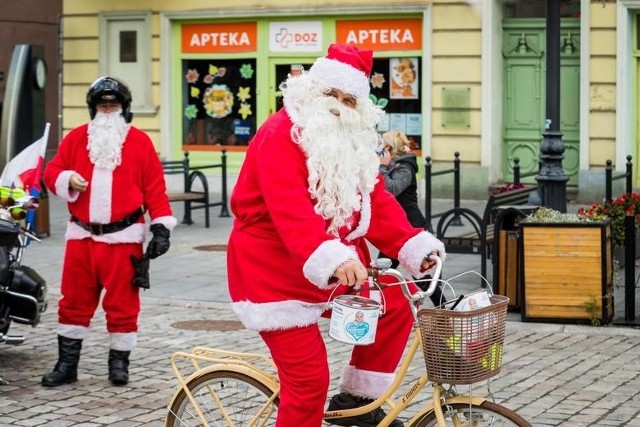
0, 197, 639, 426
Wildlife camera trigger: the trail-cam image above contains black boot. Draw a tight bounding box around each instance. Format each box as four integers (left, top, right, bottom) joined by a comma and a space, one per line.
327, 392, 403, 427
41, 335, 82, 387
108, 349, 130, 386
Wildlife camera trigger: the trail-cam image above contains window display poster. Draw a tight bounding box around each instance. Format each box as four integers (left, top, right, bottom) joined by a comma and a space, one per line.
405, 114, 422, 135
377, 114, 390, 132
369, 57, 422, 150
390, 57, 419, 99
389, 113, 406, 134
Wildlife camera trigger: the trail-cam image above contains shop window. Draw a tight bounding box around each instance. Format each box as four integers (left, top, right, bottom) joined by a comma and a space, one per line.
273, 62, 314, 112
182, 58, 257, 148
504, 0, 580, 19
272, 58, 423, 150
370, 57, 423, 151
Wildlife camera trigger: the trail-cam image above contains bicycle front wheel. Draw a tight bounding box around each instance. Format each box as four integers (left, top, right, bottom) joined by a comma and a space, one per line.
165, 369, 279, 427
411, 401, 530, 427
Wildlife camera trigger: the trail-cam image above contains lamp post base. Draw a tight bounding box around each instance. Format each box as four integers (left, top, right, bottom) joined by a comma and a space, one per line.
536, 130, 568, 212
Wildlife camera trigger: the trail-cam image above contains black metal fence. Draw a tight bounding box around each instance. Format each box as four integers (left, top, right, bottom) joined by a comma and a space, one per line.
424, 152, 461, 232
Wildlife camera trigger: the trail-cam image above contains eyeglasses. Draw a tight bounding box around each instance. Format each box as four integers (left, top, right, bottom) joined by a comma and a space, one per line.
324, 89, 357, 109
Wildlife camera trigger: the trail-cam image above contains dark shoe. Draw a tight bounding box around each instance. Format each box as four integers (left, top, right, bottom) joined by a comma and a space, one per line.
327, 392, 403, 427
108, 349, 130, 386
41, 335, 82, 387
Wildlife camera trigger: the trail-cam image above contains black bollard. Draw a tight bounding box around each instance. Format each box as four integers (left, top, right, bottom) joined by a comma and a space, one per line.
624, 214, 635, 322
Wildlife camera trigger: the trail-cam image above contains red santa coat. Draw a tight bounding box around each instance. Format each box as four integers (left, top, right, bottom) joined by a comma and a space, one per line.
43, 124, 176, 243
227, 109, 445, 331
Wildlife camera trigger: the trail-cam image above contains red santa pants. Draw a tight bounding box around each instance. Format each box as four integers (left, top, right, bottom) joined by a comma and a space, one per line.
58, 239, 143, 333
259, 284, 414, 426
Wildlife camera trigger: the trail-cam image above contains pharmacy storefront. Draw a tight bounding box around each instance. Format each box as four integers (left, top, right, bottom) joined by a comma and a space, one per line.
165, 13, 428, 161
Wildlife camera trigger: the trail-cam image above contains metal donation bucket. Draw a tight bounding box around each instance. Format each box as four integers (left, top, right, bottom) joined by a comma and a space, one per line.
329, 295, 381, 345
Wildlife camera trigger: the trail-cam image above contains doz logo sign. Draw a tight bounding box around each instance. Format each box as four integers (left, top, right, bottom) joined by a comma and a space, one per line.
269, 21, 323, 52
275, 28, 318, 48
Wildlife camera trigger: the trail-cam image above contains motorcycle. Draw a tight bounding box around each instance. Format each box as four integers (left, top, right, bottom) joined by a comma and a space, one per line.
0, 189, 48, 351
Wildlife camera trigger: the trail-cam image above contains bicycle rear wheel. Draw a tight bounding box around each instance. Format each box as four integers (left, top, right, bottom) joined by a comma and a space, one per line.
165, 369, 279, 427
411, 401, 530, 427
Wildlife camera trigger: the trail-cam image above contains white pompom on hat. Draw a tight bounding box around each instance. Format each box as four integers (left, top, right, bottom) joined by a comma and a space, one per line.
307, 43, 373, 99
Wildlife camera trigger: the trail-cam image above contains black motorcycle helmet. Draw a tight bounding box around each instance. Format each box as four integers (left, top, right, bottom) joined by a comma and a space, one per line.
86, 76, 133, 123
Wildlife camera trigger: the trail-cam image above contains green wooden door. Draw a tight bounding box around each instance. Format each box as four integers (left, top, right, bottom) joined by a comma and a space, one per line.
502, 20, 580, 185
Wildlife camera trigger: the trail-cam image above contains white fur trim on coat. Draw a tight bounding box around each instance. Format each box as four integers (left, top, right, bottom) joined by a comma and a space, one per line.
54, 170, 80, 203
57, 323, 90, 340
307, 57, 370, 98
231, 300, 329, 331
90, 168, 112, 223
303, 240, 358, 288
345, 193, 371, 242
151, 215, 178, 232
109, 332, 138, 351
65, 221, 146, 244
340, 364, 395, 399
398, 231, 447, 278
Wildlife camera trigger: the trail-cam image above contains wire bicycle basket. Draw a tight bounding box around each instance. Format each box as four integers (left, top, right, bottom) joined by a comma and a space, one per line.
417, 295, 509, 385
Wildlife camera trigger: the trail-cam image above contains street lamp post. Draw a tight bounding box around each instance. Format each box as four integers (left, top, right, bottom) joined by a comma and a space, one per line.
537, 0, 568, 212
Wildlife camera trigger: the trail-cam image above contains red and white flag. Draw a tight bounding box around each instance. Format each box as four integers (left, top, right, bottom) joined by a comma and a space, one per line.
1, 123, 50, 196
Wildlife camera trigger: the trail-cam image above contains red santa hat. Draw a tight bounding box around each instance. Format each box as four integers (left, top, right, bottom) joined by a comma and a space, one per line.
307, 43, 373, 99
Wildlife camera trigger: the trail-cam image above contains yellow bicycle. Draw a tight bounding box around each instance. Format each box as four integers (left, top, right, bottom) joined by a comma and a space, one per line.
165, 257, 530, 426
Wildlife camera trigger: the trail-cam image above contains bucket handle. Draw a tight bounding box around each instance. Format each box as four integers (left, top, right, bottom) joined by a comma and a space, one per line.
327, 272, 387, 317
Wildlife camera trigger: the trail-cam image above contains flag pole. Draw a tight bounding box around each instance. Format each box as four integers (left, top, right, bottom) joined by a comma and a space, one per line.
39, 123, 51, 159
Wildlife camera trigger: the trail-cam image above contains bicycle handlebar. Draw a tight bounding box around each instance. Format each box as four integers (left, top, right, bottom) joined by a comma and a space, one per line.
367, 255, 443, 319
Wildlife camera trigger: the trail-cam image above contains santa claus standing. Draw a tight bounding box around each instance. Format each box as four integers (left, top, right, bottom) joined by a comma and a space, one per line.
41, 76, 176, 387
227, 44, 446, 426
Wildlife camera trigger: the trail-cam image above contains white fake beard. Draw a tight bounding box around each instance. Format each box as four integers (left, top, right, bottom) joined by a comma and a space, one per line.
285, 76, 384, 236
87, 111, 130, 170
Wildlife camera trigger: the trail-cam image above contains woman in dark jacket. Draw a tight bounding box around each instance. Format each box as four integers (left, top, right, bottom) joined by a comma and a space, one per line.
378, 131, 427, 231
378, 130, 444, 305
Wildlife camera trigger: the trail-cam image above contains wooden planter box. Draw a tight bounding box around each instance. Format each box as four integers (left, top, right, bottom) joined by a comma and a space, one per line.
520, 220, 614, 324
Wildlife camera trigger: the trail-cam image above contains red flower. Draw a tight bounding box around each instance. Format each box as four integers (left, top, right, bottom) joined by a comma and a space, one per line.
578, 192, 640, 247
490, 183, 525, 195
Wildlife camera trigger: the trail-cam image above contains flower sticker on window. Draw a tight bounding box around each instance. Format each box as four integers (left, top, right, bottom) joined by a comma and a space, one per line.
203, 84, 234, 118
190, 86, 201, 98
185, 69, 200, 84
240, 63, 254, 79
238, 103, 252, 120
369, 94, 389, 109
370, 72, 386, 89
184, 104, 198, 119
237, 87, 251, 103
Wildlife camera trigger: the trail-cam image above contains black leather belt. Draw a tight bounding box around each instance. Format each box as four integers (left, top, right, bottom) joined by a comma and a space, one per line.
71, 207, 144, 236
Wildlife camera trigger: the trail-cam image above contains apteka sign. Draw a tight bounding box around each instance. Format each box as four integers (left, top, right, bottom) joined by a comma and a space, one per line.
336, 19, 422, 51
181, 22, 257, 53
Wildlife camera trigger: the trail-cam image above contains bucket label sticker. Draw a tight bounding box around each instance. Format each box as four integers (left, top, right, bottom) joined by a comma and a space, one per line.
345, 310, 370, 342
